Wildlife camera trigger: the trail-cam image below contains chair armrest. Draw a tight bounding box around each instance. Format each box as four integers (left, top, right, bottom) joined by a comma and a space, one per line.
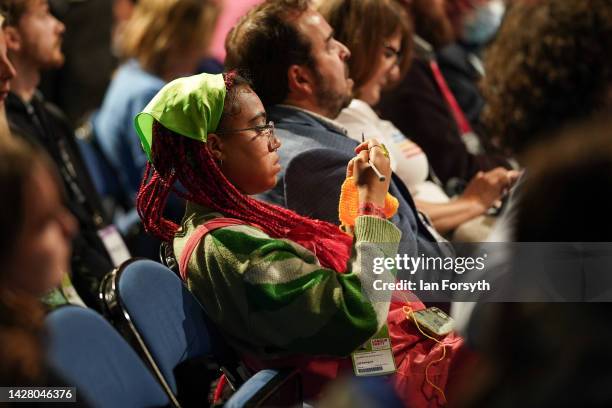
224, 368, 301, 408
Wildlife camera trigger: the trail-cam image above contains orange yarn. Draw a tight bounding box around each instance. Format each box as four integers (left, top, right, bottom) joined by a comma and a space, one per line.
338, 176, 399, 228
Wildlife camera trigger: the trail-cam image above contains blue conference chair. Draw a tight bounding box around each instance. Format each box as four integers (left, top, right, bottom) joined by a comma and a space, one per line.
100, 259, 302, 407
75, 117, 144, 241
100, 258, 215, 407
46, 306, 171, 408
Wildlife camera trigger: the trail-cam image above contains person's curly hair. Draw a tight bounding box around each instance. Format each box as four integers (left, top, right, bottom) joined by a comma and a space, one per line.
481, 0, 612, 155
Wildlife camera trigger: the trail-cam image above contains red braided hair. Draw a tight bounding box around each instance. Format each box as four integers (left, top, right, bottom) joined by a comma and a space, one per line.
136, 73, 353, 273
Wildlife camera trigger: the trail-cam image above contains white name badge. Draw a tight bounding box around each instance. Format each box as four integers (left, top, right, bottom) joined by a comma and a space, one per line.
97, 225, 131, 266
351, 324, 396, 377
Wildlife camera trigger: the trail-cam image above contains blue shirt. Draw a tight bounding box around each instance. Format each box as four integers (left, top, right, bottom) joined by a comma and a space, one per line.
94, 59, 165, 199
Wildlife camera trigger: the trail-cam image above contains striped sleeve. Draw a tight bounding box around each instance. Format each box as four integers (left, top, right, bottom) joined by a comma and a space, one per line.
185, 216, 401, 357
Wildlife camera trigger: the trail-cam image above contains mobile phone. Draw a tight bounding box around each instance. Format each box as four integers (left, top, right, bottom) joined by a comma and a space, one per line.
410, 307, 454, 337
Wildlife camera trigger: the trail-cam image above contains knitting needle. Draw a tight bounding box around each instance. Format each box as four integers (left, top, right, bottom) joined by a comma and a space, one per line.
362, 133, 386, 182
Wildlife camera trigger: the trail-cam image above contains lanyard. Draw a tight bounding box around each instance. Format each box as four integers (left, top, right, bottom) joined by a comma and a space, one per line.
429, 59, 473, 136
24, 98, 104, 228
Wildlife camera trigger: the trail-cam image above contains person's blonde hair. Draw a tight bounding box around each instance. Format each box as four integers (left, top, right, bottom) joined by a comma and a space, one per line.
120, 0, 220, 76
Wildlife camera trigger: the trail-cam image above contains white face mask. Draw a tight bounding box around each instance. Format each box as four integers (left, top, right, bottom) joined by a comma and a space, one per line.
462, 0, 506, 46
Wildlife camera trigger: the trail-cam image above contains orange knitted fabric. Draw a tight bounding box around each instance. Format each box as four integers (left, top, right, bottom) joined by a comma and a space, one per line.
338, 176, 399, 228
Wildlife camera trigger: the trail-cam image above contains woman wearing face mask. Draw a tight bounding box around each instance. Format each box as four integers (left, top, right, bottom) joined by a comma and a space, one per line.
439, 0, 507, 127
135, 71, 462, 406
324, 0, 517, 241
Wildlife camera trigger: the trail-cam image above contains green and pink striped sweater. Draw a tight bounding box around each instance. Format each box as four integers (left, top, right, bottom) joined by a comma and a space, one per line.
173, 202, 402, 358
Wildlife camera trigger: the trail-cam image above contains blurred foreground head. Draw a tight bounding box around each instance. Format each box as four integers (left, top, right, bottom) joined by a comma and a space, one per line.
0, 137, 76, 298
482, 0, 612, 156
120, 0, 220, 78
0, 136, 76, 387
516, 115, 612, 242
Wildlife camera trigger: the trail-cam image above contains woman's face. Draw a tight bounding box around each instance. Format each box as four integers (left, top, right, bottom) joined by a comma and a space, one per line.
358, 31, 403, 106
8, 161, 76, 297
210, 85, 282, 195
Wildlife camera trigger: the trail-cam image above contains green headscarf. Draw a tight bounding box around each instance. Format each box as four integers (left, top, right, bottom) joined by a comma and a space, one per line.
134, 73, 227, 162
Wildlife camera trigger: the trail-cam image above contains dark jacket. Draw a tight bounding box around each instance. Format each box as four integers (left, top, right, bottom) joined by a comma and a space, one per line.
40, 0, 114, 126
378, 57, 510, 185
437, 42, 485, 128
261, 105, 452, 276
6, 91, 114, 310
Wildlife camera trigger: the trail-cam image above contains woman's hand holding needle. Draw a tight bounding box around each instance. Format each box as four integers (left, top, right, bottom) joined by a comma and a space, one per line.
362, 133, 386, 182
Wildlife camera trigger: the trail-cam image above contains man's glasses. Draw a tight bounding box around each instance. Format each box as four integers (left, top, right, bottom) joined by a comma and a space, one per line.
216, 121, 280, 152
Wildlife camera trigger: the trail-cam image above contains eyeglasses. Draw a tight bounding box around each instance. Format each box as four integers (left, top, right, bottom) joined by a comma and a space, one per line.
216, 121, 280, 152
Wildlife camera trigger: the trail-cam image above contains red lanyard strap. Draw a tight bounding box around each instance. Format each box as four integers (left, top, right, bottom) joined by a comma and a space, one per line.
429, 60, 473, 135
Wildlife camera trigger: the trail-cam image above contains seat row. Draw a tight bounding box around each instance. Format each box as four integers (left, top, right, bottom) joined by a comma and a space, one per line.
46, 258, 303, 407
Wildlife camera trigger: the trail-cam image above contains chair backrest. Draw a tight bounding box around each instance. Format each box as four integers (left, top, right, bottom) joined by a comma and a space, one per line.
46, 306, 170, 408
75, 123, 123, 202
100, 259, 235, 406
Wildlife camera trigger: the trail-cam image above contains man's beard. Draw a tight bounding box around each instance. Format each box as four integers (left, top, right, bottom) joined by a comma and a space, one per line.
411, 0, 455, 50
42, 52, 65, 70
313, 66, 352, 119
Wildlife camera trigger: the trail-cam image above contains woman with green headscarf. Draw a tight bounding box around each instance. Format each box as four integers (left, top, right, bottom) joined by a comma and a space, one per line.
134, 72, 458, 404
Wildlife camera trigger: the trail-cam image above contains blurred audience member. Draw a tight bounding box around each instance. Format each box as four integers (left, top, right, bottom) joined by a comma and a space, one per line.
208, 0, 263, 63
453, 0, 612, 337
325, 0, 517, 241
0, 11, 14, 138
482, 0, 612, 156
320, 376, 404, 408
94, 0, 220, 201
0, 138, 92, 404
516, 121, 612, 242
111, 0, 137, 59
455, 300, 612, 408
2, 0, 120, 309
455, 118, 612, 408
39, 0, 114, 126
438, 0, 506, 128
226, 0, 449, 262
378, 0, 511, 188
476, 0, 612, 242
93, 0, 220, 260
0, 140, 76, 302
0, 289, 47, 390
